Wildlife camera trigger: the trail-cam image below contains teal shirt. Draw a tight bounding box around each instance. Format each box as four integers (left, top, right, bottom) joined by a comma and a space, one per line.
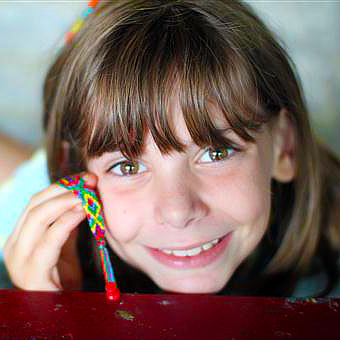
293, 260, 340, 297
0, 150, 49, 289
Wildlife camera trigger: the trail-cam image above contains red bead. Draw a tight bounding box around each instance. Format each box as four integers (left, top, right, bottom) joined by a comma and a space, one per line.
105, 283, 120, 302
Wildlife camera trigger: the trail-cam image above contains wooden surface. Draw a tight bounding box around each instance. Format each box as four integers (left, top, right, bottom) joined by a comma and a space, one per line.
0, 290, 339, 339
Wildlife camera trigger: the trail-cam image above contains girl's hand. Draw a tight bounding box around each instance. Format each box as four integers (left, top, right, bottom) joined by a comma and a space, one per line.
2, 173, 97, 291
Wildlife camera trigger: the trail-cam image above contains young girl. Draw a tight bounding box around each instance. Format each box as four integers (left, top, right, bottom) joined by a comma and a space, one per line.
3, 0, 340, 297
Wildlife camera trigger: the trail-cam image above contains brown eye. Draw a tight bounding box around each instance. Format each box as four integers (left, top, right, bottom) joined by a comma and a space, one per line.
120, 161, 138, 175
200, 147, 235, 163
110, 160, 146, 176
209, 149, 229, 161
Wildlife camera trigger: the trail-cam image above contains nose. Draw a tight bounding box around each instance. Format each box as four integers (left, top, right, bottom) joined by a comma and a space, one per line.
153, 174, 209, 229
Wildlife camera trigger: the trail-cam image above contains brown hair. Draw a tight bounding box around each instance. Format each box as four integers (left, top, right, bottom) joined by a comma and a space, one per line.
43, 0, 340, 295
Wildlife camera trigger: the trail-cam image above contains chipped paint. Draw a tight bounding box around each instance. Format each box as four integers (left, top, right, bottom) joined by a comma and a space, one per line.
284, 297, 340, 312
115, 310, 135, 321
158, 300, 171, 306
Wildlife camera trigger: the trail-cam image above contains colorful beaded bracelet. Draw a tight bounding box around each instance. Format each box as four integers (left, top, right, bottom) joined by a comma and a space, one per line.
57, 175, 120, 301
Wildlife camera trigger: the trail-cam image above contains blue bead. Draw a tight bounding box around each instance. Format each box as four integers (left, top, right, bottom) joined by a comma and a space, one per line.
81, 8, 93, 19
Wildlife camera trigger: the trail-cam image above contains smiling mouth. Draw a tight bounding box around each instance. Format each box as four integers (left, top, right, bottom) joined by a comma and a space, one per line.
146, 233, 232, 269
158, 238, 222, 257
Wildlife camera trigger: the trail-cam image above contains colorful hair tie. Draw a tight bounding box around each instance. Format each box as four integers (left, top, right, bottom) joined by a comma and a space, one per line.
65, 0, 99, 45
57, 175, 120, 301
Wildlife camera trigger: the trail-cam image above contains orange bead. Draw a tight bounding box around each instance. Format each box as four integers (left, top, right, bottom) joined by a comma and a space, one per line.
88, 0, 98, 9
65, 32, 74, 45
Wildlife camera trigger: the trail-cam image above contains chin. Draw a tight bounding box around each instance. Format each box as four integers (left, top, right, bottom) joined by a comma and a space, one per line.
155, 274, 228, 294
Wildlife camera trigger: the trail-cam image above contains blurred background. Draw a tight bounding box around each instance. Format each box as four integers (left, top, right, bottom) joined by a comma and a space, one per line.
0, 0, 339, 169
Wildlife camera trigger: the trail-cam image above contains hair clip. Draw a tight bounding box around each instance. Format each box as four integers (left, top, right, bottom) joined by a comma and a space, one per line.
57, 175, 120, 301
65, 0, 99, 45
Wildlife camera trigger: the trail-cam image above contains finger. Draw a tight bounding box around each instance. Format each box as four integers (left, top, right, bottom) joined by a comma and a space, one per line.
18, 171, 94, 221
7, 172, 93, 245
10, 192, 82, 258
27, 171, 98, 209
4, 172, 97, 271
7, 183, 78, 244
31, 205, 86, 278
8, 205, 86, 291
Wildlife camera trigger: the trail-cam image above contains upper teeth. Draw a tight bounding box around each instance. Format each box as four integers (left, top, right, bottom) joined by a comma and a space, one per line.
160, 238, 220, 257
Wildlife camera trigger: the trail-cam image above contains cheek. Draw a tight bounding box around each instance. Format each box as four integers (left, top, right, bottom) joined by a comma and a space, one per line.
98, 186, 143, 242
206, 156, 272, 226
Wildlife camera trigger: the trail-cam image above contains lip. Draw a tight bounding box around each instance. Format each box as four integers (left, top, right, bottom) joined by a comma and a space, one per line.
145, 232, 233, 270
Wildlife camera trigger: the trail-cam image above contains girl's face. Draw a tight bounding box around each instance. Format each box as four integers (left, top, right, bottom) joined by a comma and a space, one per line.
87, 98, 277, 293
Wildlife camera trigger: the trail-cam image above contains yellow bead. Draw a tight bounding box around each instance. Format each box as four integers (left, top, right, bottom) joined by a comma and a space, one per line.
71, 19, 84, 33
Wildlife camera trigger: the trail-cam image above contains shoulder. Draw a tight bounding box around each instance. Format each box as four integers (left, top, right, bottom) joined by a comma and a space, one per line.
293, 256, 340, 297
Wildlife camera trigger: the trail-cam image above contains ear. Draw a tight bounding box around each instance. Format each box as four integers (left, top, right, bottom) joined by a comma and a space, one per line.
271, 108, 297, 183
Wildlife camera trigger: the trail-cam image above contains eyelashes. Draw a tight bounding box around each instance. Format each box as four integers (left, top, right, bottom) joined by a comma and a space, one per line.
109, 160, 146, 176
107, 146, 240, 177
199, 146, 236, 163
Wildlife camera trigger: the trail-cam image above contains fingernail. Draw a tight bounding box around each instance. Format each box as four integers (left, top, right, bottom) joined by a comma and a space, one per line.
81, 173, 97, 186
81, 172, 92, 181
82, 174, 90, 181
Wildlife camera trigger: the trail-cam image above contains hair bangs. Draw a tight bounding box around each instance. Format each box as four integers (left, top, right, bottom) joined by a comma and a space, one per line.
74, 2, 272, 162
